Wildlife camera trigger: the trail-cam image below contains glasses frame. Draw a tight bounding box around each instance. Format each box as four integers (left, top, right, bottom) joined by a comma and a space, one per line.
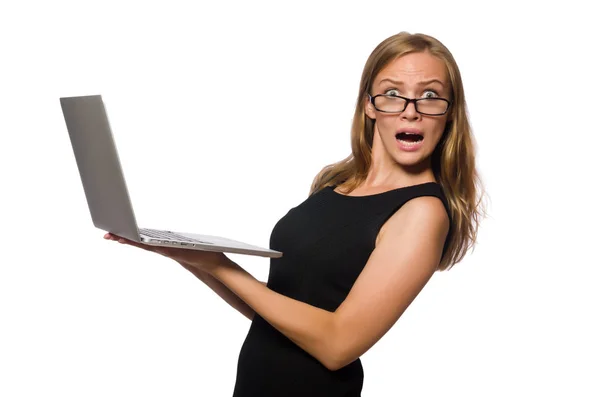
368, 93, 452, 116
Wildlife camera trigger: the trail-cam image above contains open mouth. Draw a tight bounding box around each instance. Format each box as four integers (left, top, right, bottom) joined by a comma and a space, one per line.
396, 132, 424, 143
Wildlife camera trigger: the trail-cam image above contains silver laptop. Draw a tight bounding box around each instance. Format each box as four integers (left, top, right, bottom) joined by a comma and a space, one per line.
60, 94, 282, 259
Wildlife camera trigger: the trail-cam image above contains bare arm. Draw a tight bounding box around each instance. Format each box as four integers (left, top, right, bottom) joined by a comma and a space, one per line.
178, 261, 265, 321
208, 197, 449, 371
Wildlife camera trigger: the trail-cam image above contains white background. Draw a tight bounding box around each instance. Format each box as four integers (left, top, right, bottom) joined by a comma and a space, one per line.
1, 1, 599, 396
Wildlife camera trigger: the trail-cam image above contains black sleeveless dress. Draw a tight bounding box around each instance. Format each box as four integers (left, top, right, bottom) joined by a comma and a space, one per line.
232, 182, 451, 397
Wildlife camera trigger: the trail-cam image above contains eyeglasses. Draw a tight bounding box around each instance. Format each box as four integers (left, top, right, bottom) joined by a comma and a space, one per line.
368, 93, 451, 116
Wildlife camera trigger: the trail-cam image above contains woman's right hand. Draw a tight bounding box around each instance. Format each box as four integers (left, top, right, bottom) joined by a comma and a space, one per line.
176, 260, 210, 280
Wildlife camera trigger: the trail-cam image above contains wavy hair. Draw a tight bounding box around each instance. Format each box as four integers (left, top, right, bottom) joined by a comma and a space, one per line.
309, 31, 486, 271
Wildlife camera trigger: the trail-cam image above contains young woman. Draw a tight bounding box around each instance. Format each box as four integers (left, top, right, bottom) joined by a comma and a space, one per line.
106, 31, 485, 396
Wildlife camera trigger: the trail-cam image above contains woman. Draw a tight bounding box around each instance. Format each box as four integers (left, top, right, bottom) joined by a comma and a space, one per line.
106, 31, 485, 396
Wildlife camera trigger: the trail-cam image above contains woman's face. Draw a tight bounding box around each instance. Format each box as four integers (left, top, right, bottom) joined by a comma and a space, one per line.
365, 51, 452, 169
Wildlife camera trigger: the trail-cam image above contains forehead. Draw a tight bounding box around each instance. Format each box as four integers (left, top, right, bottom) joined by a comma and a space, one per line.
375, 52, 448, 85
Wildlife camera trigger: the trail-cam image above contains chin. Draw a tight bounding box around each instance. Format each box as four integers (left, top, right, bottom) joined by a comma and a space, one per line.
393, 151, 433, 169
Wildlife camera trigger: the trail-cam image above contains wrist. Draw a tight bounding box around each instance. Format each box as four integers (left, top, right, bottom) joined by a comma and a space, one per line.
209, 254, 236, 280
178, 260, 208, 280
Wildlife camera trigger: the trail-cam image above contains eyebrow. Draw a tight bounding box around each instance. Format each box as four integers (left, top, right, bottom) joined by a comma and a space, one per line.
379, 78, 445, 87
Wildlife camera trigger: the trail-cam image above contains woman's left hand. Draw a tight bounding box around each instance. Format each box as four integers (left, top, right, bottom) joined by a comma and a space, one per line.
103, 233, 228, 274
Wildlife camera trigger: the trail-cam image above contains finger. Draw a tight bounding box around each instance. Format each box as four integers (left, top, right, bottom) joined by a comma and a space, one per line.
118, 238, 148, 249
103, 233, 168, 255
155, 247, 174, 256
123, 239, 168, 255
105, 233, 122, 242
108, 235, 143, 248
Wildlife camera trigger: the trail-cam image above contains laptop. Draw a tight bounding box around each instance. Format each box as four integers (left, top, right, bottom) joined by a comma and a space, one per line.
60, 94, 282, 259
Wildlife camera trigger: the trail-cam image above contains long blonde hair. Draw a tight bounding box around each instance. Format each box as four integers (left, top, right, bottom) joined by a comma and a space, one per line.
309, 32, 486, 271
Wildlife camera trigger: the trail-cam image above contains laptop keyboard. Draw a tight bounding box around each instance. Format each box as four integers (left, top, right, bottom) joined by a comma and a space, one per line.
139, 228, 214, 245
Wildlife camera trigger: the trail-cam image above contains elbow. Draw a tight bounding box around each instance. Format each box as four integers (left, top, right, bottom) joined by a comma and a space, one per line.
320, 336, 352, 372
319, 316, 355, 371
321, 354, 342, 372
322, 350, 352, 372
323, 358, 344, 372
317, 314, 361, 371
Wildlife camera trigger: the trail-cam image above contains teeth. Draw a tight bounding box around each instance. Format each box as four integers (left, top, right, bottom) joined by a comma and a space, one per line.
397, 139, 422, 145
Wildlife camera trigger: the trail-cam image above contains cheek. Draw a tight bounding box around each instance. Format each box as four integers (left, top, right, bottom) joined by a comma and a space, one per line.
374, 116, 397, 134
428, 120, 448, 144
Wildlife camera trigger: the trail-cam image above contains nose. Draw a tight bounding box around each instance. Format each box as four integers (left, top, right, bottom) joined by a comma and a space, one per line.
401, 100, 420, 120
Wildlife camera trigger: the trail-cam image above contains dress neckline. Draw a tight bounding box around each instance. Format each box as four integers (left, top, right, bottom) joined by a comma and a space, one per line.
328, 181, 439, 199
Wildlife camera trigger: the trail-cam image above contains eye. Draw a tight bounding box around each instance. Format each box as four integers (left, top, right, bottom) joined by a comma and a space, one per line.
384, 89, 401, 97
423, 89, 439, 98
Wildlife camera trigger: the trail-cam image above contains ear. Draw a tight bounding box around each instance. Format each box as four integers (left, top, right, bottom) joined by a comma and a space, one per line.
446, 102, 454, 122
364, 95, 376, 120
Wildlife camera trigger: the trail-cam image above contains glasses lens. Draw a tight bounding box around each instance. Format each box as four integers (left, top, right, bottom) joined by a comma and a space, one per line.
373, 95, 406, 112
416, 98, 448, 115
373, 95, 448, 115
